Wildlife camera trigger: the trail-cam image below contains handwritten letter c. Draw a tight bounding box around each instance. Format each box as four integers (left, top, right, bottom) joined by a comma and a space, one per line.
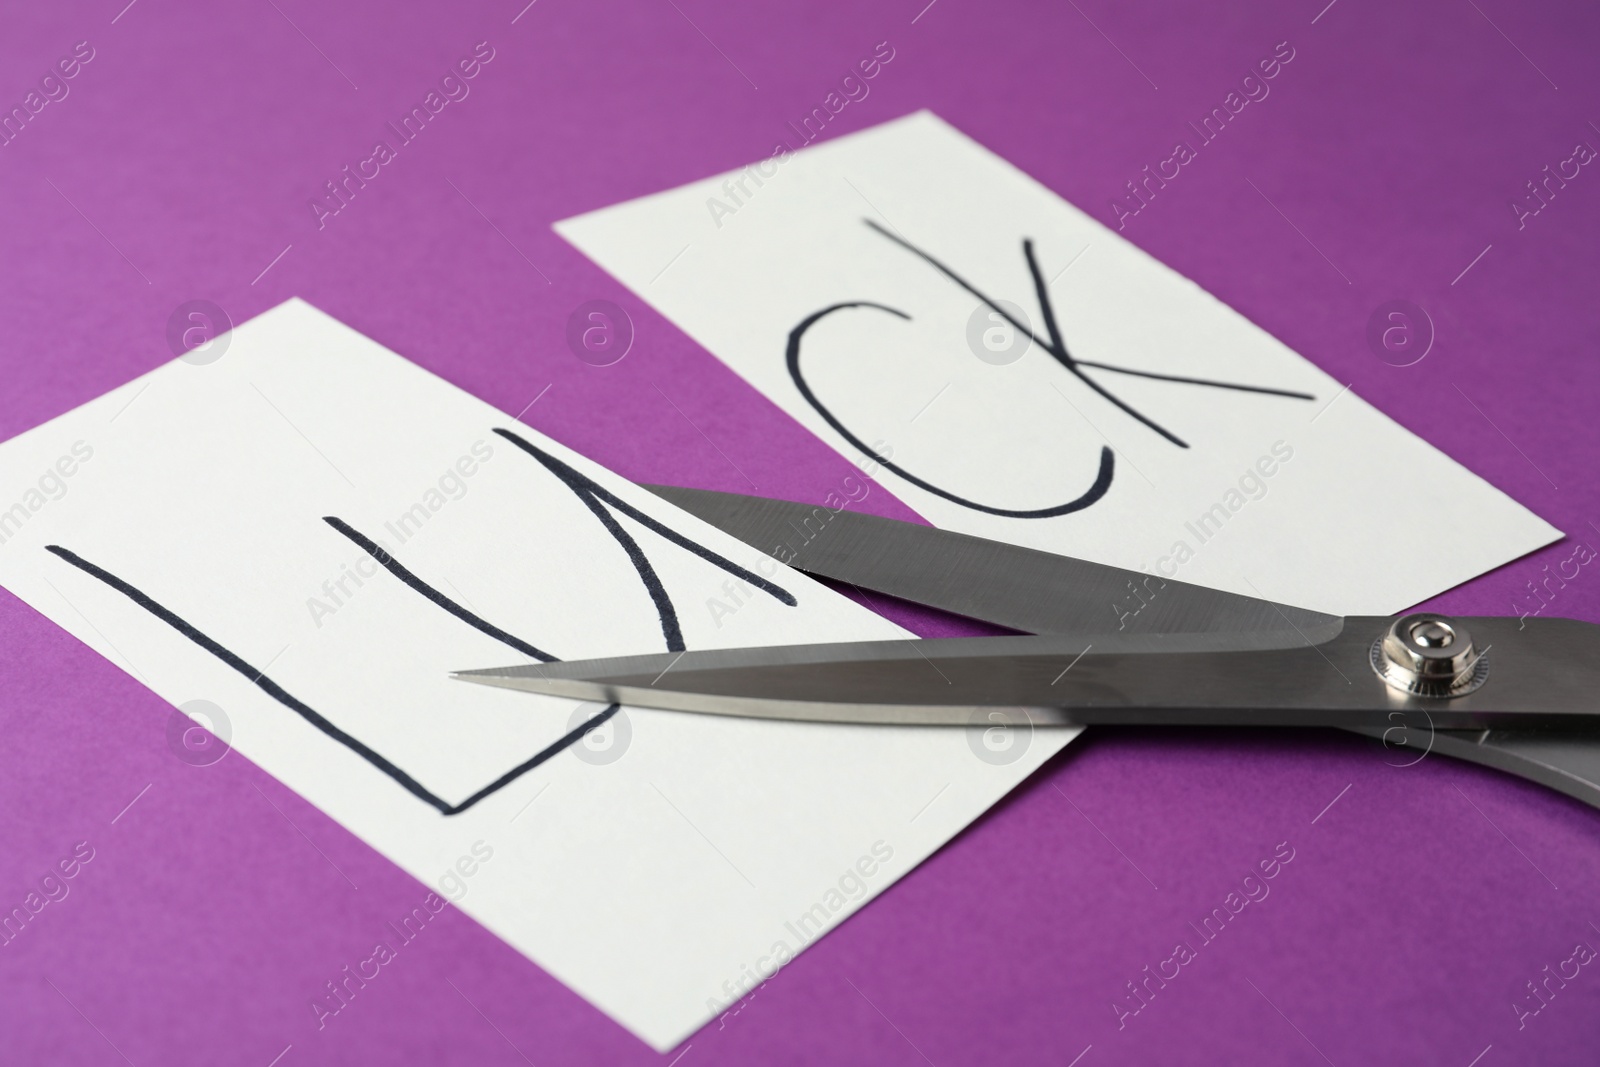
785, 301, 1115, 519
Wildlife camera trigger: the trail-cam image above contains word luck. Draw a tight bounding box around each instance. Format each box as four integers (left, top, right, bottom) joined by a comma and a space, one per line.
1111, 41, 1296, 230
310, 42, 497, 230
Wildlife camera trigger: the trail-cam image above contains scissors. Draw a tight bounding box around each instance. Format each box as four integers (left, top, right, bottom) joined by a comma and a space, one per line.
455, 486, 1600, 811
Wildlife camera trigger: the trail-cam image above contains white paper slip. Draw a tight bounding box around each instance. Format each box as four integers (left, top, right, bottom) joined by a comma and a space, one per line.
0, 298, 1074, 1050
557, 111, 1559, 617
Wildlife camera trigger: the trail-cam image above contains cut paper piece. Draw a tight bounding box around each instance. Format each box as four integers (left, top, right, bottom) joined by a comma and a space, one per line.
0, 298, 1073, 1050
557, 110, 1560, 617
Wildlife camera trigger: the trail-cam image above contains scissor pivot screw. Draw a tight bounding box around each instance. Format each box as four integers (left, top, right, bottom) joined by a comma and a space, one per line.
1371, 613, 1489, 698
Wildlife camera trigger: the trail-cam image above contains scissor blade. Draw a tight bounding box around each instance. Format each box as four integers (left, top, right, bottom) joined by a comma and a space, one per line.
642, 485, 1337, 637
1348, 725, 1600, 811
455, 616, 1600, 730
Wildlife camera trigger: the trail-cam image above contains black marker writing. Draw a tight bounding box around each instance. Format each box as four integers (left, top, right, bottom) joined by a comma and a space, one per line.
45, 427, 797, 814
493, 426, 797, 649
789, 301, 1116, 517
787, 221, 1315, 519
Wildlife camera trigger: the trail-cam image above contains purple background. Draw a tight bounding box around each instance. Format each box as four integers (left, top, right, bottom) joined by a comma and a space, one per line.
3, 0, 1598, 1063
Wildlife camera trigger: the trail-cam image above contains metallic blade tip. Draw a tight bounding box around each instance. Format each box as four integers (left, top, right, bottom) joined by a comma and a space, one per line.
452, 668, 511, 682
